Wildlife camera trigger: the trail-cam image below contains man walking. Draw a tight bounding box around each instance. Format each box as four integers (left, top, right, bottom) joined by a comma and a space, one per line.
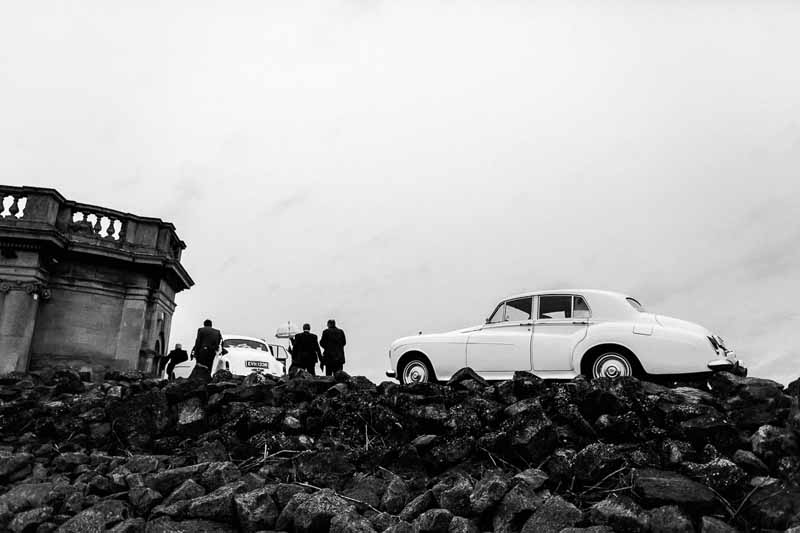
164, 343, 188, 380
320, 319, 347, 376
290, 323, 321, 375
190, 319, 222, 383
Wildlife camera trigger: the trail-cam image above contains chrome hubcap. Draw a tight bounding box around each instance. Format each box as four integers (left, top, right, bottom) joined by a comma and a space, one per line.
593, 353, 632, 379
403, 361, 428, 383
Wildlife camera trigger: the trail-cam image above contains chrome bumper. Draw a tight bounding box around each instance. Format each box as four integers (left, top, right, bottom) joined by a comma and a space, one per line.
708, 358, 747, 376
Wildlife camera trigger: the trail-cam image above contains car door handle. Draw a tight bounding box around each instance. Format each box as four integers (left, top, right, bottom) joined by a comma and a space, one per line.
572, 320, 589, 325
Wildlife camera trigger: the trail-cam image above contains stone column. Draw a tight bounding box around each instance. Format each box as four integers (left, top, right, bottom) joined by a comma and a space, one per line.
0, 283, 46, 373
113, 290, 148, 370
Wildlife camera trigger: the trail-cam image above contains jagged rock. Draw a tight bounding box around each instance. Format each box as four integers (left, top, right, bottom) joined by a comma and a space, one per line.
384, 521, 414, 533
699, 516, 738, 533
275, 492, 311, 532
185, 482, 246, 521
514, 468, 549, 490
731, 449, 768, 475
399, 490, 435, 522
370, 511, 401, 532
293, 489, 356, 533
447, 517, 479, 533
108, 518, 146, 533
51, 452, 89, 472
559, 526, 614, 533
128, 487, 162, 515
588, 495, 650, 532
8, 505, 54, 533
681, 458, 746, 493
143, 517, 236, 532
413, 509, 453, 533
145, 464, 209, 494
381, 476, 410, 514
492, 483, 549, 533
433, 474, 472, 516
55, 500, 130, 532
234, 486, 280, 532
751, 424, 798, 466
124, 455, 162, 475
330, 512, 376, 533
199, 462, 241, 491
162, 479, 206, 506
469, 471, 509, 514
447, 368, 489, 388
574, 443, 625, 483
0, 482, 73, 514
646, 505, 694, 533
520, 495, 581, 533
0, 453, 34, 482
632, 468, 716, 506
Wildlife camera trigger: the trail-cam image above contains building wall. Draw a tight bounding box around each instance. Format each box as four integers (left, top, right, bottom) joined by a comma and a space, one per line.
20, 255, 178, 375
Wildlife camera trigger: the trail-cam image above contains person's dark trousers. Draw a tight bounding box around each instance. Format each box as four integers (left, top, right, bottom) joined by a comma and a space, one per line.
325, 362, 343, 376
166, 361, 177, 380
188, 364, 212, 384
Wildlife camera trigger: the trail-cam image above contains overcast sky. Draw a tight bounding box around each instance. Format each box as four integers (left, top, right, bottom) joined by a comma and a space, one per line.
2, 1, 798, 383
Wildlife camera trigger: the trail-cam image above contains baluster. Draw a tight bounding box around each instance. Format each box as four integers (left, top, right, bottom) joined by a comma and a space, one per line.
116, 220, 126, 242
92, 213, 102, 236
8, 196, 19, 218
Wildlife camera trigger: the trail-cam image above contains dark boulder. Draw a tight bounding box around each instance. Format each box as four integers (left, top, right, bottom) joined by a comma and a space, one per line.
520, 495, 581, 533
632, 468, 716, 507
293, 489, 356, 533
588, 494, 650, 533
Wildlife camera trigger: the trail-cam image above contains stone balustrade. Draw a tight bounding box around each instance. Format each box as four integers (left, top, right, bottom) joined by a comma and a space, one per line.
0, 186, 185, 262
0, 192, 28, 219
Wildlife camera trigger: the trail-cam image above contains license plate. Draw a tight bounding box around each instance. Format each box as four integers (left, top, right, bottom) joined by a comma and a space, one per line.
246, 361, 269, 368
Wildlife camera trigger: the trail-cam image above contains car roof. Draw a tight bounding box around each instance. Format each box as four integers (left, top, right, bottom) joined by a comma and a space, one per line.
501, 289, 633, 301
223, 334, 267, 344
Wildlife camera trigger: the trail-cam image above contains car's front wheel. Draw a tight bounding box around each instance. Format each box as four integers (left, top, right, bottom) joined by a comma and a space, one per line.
399, 357, 434, 384
591, 351, 634, 379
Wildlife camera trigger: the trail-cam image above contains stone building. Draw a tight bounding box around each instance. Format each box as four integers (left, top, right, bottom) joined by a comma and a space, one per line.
0, 186, 193, 376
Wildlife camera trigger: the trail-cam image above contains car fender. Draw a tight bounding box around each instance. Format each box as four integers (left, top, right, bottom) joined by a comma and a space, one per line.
392, 337, 467, 381
574, 320, 714, 375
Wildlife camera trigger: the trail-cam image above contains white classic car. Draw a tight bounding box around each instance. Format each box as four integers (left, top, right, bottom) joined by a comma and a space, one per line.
169, 335, 289, 379
387, 289, 744, 384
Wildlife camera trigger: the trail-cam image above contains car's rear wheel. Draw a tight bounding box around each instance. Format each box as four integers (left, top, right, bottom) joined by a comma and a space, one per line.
591, 351, 634, 379
399, 357, 434, 384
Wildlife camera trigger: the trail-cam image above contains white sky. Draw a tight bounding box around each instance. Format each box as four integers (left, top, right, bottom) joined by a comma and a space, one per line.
2, 1, 798, 383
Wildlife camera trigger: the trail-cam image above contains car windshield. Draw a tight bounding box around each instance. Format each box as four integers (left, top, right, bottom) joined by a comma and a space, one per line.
222, 339, 267, 351
626, 298, 645, 312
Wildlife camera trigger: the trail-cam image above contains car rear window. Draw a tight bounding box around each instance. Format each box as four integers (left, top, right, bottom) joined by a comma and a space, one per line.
626, 298, 645, 312
223, 339, 267, 351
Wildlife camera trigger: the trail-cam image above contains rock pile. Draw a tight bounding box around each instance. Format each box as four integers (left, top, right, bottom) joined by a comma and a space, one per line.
1, 367, 799, 532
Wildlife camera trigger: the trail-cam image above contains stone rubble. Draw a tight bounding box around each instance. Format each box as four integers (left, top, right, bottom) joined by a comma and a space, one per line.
0, 367, 798, 532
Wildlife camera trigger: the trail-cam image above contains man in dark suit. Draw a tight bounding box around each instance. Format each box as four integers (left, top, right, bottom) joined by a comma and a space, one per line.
189, 319, 222, 383
290, 323, 321, 375
164, 343, 188, 380
320, 319, 346, 376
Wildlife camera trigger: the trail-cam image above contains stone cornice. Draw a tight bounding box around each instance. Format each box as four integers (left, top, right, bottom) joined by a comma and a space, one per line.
1, 185, 194, 292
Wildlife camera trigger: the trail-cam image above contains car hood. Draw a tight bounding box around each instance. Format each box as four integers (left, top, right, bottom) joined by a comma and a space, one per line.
654, 314, 711, 336
391, 326, 479, 348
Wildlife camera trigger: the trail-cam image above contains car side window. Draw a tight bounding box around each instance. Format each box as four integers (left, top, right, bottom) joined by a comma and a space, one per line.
504, 297, 532, 321
538, 295, 572, 320
488, 303, 505, 324
573, 296, 591, 319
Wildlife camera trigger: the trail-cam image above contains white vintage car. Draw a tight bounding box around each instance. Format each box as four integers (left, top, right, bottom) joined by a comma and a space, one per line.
387, 289, 744, 384
169, 335, 288, 379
